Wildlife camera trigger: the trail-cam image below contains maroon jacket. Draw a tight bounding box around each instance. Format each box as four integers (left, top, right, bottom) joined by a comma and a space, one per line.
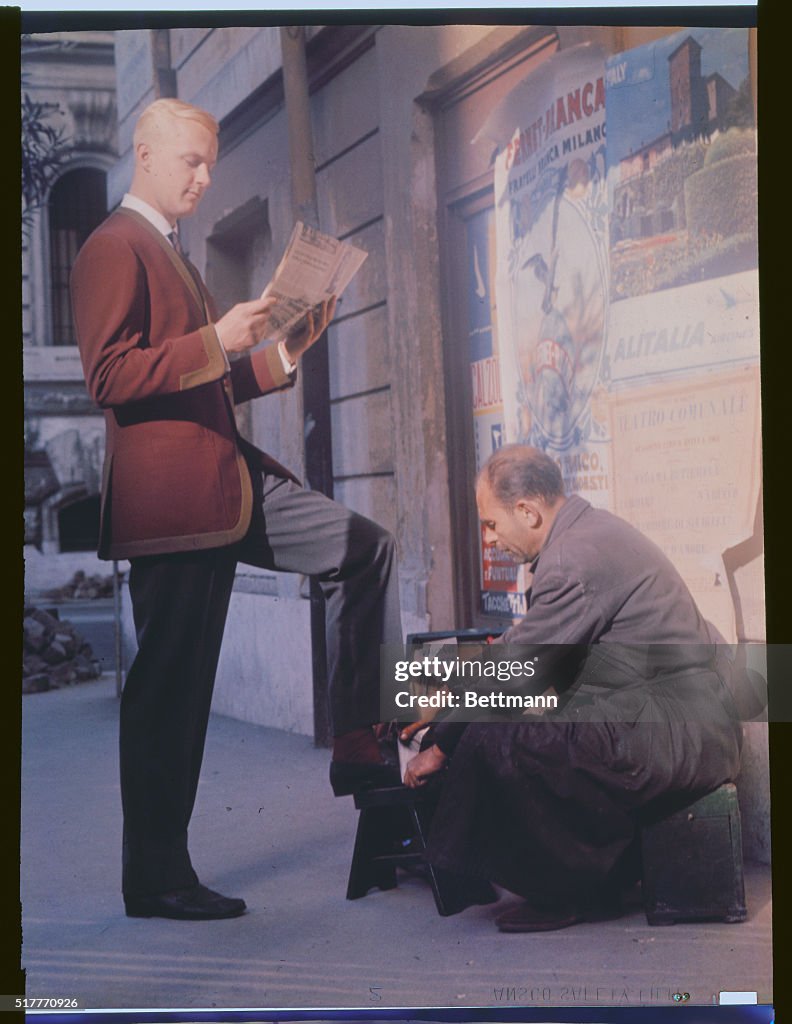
71, 206, 296, 560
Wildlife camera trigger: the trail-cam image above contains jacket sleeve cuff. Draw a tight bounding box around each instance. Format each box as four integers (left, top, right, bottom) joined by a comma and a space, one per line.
247, 341, 295, 395
228, 342, 296, 404
260, 341, 295, 390
278, 340, 297, 375
178, 325, 229, 390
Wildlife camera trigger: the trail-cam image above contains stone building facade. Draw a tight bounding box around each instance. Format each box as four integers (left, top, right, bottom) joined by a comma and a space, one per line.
22, 31, 119, 590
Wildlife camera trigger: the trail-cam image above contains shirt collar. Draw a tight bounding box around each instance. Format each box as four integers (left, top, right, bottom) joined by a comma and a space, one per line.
531, 493, 590, 571
121, 193, 175, 240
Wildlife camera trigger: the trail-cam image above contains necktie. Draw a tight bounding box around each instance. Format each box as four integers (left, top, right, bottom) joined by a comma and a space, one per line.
168, 229, 206, 315
168, 230, 184, 257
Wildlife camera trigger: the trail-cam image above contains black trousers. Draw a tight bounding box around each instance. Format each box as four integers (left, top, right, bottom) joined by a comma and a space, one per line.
120, 470, 401, 897
424, 682, 741, 903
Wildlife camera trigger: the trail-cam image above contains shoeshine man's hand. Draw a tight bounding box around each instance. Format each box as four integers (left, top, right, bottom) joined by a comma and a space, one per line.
215, 297, 279, 354
403, 744, 447, 789
284, 296, 337, 362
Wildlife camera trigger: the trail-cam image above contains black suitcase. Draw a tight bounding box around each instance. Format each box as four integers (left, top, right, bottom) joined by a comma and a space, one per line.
640, 782, 747, 925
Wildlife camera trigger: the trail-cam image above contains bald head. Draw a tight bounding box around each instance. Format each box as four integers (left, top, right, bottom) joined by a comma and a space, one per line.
476, 445, 565, 563
478, 444, 565, 507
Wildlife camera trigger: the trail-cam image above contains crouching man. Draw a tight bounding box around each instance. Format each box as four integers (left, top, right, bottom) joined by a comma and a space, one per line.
404, 444, 741, 932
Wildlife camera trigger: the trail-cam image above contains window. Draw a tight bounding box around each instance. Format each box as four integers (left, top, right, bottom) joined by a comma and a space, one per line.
206, 196, 273, 444
48, 168, 107, 346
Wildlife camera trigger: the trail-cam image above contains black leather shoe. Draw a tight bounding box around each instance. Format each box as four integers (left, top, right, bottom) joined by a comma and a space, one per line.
495, 900, 583, 933
124, 884, 247, 920
329, 759, 401, 796
494, 893, 624, 932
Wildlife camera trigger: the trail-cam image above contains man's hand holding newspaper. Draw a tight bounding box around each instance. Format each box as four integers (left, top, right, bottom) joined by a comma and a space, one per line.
261, 221, 368, 353
283, 297, 337, 361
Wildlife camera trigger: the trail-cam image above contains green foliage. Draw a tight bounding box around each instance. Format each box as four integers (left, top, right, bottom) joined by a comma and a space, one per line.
21, 91, 67, 229
652, 233, 757, 291
652, 140, 707, 201
611, 229, 757, 299
725, 76, 755, 130
686, 153, 757, 236
703, 127, 756, 166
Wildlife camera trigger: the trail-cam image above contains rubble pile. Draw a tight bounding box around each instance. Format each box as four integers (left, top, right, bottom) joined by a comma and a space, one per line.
44, 570, 115, 600
23, 607, 102, 694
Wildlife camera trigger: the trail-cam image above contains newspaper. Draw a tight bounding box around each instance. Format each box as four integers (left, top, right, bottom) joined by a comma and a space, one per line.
261, 221, 368, 339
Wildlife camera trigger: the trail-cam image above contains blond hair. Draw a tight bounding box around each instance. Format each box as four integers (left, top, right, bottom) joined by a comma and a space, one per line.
134, 98, 219, 147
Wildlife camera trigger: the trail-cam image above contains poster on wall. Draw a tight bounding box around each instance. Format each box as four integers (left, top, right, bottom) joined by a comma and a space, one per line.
488, 43, 613, 508
603, 26, 761, 641
609, 367, 762, 638
604, 27, 758, 389
480, 30, 760, 638
605, 28, 757, 307
465, 206, 529, 616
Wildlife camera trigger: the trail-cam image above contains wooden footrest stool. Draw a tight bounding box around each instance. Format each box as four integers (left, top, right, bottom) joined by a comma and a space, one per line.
345, 784, 496, 917
640, 782, 747, 925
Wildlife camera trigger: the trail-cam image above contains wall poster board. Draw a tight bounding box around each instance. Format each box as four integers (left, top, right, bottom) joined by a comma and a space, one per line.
474, 28, 759, 642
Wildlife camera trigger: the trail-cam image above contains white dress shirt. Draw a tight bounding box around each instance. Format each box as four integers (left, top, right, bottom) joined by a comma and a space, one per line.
119, 193, 295, 375
121, 192, 174, 238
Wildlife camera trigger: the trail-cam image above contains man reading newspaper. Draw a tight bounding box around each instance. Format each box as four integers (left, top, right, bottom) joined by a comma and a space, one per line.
71, 98, 401, 922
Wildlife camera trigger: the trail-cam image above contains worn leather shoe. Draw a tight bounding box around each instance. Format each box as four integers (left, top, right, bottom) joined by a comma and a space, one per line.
495, 892, 624, 932
124, 884, 247, 920
495, 900, 584, 933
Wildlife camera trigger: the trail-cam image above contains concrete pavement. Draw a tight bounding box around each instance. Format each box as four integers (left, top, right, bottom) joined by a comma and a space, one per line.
20, 676, 772, 1011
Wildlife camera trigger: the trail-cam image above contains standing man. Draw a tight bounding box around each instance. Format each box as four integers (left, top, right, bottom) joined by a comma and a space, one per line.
404, 444, 742, 931
71, 98, 401, 921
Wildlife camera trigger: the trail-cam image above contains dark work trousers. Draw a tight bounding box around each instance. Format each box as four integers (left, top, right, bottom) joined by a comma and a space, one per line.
120, 468, 402, 898
424, 683, 741, 904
